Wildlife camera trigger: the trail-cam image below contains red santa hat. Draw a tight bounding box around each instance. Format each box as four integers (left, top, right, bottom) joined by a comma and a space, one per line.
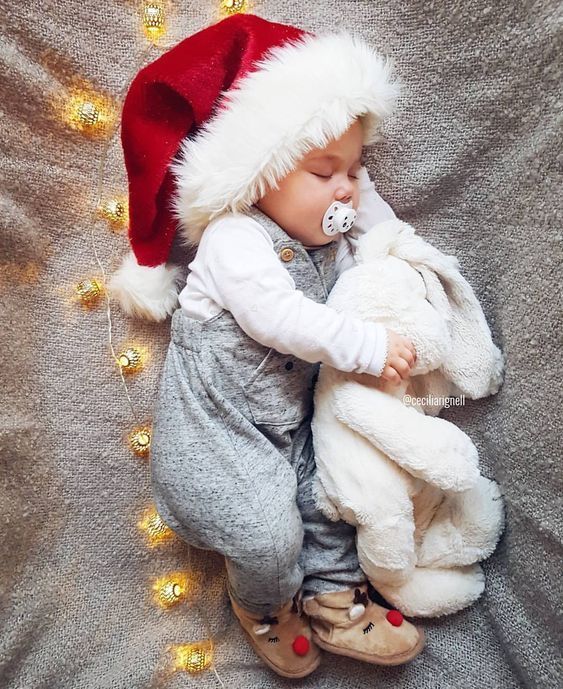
108, 12, 401, 321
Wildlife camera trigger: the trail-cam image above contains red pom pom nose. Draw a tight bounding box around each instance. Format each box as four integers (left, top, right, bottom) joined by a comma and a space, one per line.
292, 635, 310, 656
386, 610, 404, 627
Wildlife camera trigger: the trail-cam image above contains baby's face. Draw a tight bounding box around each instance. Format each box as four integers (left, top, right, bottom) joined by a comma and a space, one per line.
255, 119, 364, 247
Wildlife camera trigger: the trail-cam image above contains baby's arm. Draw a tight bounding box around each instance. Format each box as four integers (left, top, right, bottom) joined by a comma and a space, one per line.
336, 165, 398, 277
334, 167, 416, 381
202, 217, 388, 377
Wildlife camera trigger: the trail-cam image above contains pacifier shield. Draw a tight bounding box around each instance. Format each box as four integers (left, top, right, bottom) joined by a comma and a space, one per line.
322, 201, 357, 236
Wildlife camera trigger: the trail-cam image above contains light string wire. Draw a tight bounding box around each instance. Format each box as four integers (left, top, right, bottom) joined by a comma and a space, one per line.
87, 40, 159, 423
84, 29, 231, 686
187, 544, 229, 687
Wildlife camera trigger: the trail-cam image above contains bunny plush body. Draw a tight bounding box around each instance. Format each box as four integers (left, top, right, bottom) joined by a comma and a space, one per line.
311, 218, 506, 617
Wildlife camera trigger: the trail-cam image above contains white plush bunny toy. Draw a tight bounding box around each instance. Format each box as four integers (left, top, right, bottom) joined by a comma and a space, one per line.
311, 169, 506, 617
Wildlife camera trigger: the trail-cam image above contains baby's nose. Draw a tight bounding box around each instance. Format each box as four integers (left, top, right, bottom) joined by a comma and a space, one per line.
336, 193, 352, 205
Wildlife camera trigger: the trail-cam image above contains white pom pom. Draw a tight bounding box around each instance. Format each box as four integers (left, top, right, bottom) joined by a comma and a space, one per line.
108, 251, 183, 321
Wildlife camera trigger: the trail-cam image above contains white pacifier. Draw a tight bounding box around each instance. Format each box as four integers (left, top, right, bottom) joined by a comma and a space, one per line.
322, 200, 357, 236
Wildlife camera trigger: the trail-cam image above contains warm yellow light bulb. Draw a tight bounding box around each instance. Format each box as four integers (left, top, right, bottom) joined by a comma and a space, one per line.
138, 506, 174, 546
98, 198, 128, 229
153, 572, 193, 608
171, 640, 214, 673
79, 101, 99, 125
116, 344, 149, 375
220, 0, 248, 15
62, 90, 115, 137
117, 347, 143, 373
128, 426, 152, 457
142, 1, 166, 41
75, 278, 104, 305
159, 581, 184, 606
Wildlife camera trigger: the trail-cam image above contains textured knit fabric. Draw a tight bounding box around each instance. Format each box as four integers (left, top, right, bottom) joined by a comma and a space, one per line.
177, 164, 397, 323
177, 164, 395, 376
177, 212, 389, 377
2, 2, 561, 688
151, 205, 366, 616
178, 215, 355, 320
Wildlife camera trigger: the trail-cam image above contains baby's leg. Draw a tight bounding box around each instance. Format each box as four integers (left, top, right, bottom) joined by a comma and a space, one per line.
295, 429, 366, 598
150, 343, 306, 618
296, 427, 426, 664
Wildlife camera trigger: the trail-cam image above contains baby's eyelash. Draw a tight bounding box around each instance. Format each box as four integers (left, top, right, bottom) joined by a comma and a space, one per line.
312, 173, 359, 180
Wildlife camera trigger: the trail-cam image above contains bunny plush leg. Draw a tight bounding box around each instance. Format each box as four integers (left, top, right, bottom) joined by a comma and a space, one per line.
355, 511, 418, 588
372, 564, 486, 618
331, 378, 480, 492
416, 476, 505, 568
357, 487, 487, 617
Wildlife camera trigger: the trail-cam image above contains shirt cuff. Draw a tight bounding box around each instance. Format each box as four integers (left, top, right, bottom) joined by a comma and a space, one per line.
355, 323, 389, 377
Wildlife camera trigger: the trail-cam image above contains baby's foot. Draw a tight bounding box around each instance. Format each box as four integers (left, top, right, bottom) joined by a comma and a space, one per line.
228, 589, 321, 678
303, 583, 424, 665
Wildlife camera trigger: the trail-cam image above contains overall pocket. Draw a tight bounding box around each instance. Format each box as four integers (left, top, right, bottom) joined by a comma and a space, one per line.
242, 348, 318, 429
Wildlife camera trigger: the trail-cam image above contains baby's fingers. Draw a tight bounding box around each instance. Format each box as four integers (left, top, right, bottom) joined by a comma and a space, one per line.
401, 346, 416, 368
400, 338, 417, 362
381, 365, 402, 385
394, 357, 412, 380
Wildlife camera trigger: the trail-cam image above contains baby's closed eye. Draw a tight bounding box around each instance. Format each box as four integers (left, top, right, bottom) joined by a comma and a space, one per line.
310, 172, 359, 180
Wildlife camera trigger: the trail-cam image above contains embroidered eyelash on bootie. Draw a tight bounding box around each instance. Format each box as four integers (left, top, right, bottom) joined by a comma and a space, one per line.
363, 622, 374, 634
268, 636, 280, 643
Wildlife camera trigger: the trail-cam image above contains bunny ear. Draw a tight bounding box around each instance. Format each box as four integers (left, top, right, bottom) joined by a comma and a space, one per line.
393, 226, 505, 399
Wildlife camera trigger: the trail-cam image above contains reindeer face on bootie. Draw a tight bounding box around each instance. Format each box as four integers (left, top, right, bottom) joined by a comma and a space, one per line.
311, 218, 506, 617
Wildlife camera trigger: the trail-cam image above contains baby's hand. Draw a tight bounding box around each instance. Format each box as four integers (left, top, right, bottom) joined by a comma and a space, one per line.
380, 329, 417, 385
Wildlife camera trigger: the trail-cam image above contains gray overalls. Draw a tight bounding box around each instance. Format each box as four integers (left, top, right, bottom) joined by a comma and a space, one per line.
150, 205, 366, 617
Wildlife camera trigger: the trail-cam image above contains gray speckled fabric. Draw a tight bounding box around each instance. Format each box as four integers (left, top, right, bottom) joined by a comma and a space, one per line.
1, 2, 561, 688
150, 206, 365, 615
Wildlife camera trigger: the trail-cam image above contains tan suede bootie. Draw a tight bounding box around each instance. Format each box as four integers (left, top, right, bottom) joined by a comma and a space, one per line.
228, 589, 321, 678
302, 582, 425, 665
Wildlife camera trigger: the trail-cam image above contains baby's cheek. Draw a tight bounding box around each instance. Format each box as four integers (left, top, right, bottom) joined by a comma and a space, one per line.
299, 184, 328, 217
292, 176, 318, 206
313, 194, 333, 227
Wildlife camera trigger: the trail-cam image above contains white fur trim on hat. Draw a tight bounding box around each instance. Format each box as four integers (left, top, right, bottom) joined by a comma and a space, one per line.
170, 30, 401, 247
108, 251, 184, 321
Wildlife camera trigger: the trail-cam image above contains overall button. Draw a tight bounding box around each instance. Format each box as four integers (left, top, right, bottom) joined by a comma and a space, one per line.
280, 247, 294, 262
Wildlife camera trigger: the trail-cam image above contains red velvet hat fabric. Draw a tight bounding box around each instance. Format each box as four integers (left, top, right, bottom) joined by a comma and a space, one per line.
121, 13, 308, 268
108, 13, 399, 321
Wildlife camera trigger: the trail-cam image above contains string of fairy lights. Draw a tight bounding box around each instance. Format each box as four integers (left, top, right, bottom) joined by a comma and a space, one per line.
65, 1, 252, 683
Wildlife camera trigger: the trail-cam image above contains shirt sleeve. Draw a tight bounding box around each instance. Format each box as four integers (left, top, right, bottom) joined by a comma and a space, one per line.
342, 165, 398, 259
201, 215, 389, 377
334, 233, 356, 279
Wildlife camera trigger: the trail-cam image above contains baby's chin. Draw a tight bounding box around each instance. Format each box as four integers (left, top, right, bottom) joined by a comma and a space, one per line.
309, 228, 336, 247
288, 223, 334, 247
302, 237, 334, 248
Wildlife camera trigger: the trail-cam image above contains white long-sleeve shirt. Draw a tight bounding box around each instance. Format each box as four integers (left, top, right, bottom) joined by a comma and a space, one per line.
178, 166, 397, 377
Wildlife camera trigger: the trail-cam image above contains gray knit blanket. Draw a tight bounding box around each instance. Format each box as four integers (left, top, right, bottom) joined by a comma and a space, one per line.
1, 1, 560, 687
